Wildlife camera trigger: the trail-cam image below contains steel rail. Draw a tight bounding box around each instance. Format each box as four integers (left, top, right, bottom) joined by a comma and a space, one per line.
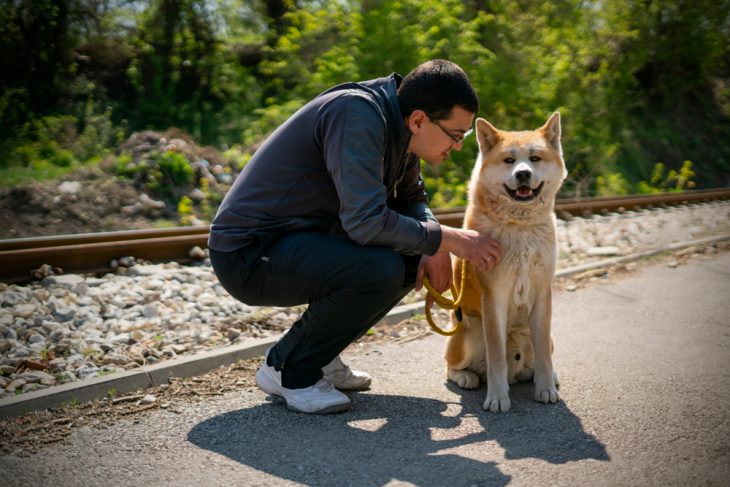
429, 187, 730, 227
1, 188, 728, 284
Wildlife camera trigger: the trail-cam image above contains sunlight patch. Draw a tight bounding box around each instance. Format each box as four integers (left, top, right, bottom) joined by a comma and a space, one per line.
430, 415, 482, 441
440, 402, 463, 417
347, 418, 388, 432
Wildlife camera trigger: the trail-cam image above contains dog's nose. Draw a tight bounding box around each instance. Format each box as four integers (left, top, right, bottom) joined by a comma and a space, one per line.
515, 170, 531, 184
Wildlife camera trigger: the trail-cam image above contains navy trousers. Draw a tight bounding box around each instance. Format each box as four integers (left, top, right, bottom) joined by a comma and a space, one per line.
209, 232, 420, 388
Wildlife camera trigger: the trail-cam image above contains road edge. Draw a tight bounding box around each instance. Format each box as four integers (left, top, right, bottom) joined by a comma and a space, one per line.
2, 233, 728, 418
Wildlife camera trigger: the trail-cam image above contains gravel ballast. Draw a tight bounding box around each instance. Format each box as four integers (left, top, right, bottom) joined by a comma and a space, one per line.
1, 200, 729, 399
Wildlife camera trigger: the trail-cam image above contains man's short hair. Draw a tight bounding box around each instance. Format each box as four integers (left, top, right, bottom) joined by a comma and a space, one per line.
398, 59, 479, 120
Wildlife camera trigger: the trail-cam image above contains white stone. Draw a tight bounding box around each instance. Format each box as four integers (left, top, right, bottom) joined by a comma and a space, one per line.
142, 304, 159, 318
58, 181, 81, 194
5, 378, 27, 392
27, 334, 45, 345
42, 274, 85, 289
20, 370, 55, 383
102, 353, 131, 366
75, 365, 100, 379
12, 304, 37, 318
139, 394, 157, 405
2, 291, 26, 306
49, 357, 67, 371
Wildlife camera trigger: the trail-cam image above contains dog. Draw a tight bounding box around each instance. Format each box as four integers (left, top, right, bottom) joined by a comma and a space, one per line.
444, 112, 566, 412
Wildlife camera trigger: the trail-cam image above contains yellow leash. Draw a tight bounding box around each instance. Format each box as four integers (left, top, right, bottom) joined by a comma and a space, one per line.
421, 259, 467, 336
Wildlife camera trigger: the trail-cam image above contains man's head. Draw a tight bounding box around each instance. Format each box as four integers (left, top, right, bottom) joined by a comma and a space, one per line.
398, 59, 479, 119
399, 59, 479, 164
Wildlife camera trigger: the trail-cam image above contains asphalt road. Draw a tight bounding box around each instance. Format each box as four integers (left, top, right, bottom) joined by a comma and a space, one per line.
2, 252, 729, 486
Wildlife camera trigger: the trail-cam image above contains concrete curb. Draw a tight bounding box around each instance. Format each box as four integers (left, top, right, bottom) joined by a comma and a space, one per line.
0, 302, 427, 419
555, 234, 730, 278
0, 336, 279, 419
2, 233, 728, 418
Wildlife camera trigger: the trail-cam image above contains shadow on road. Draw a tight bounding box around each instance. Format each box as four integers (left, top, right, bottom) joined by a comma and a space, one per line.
188, 389, 607, 486
188, 393, 507, 486
447, 381, 610, 464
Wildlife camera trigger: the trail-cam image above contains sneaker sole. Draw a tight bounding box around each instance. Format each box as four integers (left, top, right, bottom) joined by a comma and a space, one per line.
331, 377, 372, 391
287, 401, 351, 414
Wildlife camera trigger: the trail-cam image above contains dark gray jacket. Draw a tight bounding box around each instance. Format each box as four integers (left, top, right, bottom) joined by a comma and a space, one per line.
208, 74, 442, 255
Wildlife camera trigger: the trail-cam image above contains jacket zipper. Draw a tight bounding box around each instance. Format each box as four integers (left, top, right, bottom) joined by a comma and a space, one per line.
392, 153, 409, 199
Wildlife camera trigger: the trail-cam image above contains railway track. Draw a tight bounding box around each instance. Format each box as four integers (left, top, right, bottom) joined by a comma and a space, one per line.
1, 188, 729, 284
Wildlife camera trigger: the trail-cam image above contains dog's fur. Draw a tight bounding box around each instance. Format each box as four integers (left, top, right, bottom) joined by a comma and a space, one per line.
444, 112, 566, 412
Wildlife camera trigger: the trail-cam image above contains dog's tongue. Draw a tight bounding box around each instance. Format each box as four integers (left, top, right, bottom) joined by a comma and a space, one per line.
516, 186, 533, 197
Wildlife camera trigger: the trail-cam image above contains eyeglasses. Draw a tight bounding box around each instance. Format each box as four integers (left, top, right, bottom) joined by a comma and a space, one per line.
428, 116, 473, 144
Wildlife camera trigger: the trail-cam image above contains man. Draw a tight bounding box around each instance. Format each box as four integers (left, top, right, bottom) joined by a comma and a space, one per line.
208, 59, 501, 414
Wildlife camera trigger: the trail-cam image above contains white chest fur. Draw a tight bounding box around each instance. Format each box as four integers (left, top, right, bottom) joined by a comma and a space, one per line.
483, 217, 557, 321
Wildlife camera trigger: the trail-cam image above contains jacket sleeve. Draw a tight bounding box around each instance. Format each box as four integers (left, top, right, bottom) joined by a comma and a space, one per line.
318, 95, 442, 255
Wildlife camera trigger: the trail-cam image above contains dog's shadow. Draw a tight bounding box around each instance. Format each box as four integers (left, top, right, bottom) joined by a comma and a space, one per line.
447, 380, 609, 464
188, 389, 607, 486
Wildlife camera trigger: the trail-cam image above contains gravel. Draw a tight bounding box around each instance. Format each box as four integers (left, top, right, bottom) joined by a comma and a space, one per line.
1, 200, 729, 399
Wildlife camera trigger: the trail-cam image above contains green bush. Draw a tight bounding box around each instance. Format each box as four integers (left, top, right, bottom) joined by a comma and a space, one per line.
154, 151, 194, 188
637, 161, 696, 193
595, 172, 631, 196
0, 106, 120, 185
115, 149, 194, 202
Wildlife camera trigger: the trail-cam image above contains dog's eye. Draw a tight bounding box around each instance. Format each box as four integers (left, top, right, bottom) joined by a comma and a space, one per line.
529, 156, 541, 162
504, 157, 515, 164
514, 353, 521, 361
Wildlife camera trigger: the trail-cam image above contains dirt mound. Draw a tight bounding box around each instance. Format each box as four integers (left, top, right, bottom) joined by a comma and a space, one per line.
0, 167, 171, 239
119, 128, 228, 167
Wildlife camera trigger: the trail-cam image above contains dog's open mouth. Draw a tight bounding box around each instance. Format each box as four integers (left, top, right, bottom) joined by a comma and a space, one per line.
504, 182, 544, 202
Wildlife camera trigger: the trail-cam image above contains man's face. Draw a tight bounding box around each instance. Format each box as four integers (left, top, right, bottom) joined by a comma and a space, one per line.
407, 106, 475, 165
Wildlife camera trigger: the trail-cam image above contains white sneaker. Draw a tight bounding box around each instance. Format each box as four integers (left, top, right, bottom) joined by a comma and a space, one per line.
255, 352, 351, 414
322, 355, 372, 391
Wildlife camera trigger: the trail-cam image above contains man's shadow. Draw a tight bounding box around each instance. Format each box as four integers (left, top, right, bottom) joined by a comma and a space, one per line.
189, 393, 506, 487
188, 389, 607, 486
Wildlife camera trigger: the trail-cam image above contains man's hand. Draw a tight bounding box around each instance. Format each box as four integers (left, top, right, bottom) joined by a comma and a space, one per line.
416, 252, 453, 309
438, 225, 501, 272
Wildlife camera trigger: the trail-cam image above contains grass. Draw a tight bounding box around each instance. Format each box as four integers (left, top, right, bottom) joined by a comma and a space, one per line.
152, 219, 178, 229
0, 161, 79, 187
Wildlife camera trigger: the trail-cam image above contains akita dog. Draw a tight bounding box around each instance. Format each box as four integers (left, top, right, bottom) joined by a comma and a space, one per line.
445, 112, 566, 412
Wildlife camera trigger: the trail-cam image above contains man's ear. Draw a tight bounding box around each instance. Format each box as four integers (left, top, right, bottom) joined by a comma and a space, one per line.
541, 112, 561, 153
476, 118, 501, 152
407, 110, 428, 134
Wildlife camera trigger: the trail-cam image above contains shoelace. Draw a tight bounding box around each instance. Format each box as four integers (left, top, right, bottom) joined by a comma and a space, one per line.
314, 377, 335, 392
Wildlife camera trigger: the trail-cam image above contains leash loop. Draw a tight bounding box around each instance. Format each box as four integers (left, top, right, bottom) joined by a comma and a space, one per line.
422, 259, 467, 336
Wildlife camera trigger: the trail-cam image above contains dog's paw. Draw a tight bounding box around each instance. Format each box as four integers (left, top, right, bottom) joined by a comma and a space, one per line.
483, 392, 511, 413
448, 369, 480, 389
534, 386, 560, 404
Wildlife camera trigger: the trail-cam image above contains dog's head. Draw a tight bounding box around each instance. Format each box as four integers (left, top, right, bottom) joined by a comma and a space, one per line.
469, 112, 566, 221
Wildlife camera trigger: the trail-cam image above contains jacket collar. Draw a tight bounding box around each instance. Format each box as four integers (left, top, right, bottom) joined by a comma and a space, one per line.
359, 73, 412, 155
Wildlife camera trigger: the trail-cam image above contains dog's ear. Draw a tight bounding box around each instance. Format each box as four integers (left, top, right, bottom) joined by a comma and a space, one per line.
476, 118, 501, 153
541, 112, 561, 153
